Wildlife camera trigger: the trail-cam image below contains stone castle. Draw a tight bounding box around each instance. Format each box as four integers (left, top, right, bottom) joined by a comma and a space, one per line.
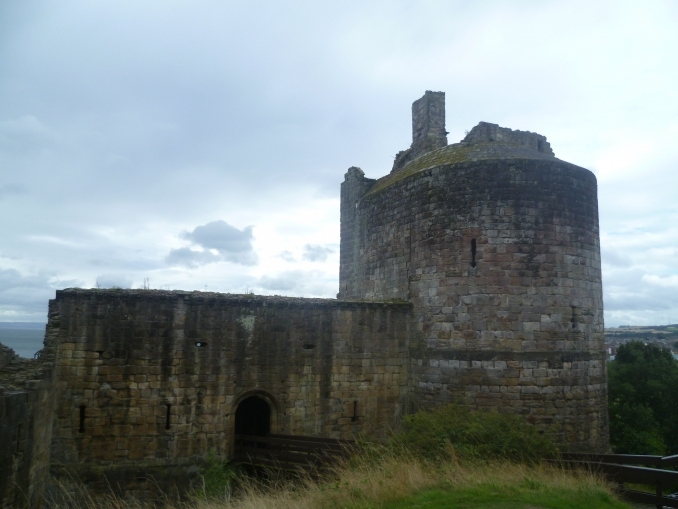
0, 91, 608, 506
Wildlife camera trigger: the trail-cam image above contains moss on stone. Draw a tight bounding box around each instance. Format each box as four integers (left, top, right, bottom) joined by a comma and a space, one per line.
366, 141, 557, 197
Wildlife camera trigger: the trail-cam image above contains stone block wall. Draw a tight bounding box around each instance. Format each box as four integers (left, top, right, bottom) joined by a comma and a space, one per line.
339, 167, 377, 295
0, 90, 612, 506
463, 122, 554, 156
0, 381, 56, 509
392, 91, 448, 173
411, 91, 448, 158
339, 155, 608, 451
49, 290, 411, 497
0, 316, 58, 509
0, 344, 17, 370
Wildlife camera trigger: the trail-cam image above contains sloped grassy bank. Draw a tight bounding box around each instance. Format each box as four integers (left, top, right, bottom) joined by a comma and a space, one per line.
47, 406, 631, 509
229, 458, 630, 509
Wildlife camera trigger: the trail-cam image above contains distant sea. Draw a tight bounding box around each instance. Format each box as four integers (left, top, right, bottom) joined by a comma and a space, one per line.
0, 322, 46, 358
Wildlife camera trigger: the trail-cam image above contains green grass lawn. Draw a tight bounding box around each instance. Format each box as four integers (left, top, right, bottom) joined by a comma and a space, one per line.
354, 484, 632, 509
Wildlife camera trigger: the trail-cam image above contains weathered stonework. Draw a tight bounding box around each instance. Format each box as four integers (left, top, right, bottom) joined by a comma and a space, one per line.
0, 316, 58, 509
48, 290, 410, 496
0, 91, 609, 506
339, 92, 608, 452
392, 91, 448, 173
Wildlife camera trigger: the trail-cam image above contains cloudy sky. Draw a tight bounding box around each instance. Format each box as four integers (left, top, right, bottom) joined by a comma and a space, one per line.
0, 1, 676, 327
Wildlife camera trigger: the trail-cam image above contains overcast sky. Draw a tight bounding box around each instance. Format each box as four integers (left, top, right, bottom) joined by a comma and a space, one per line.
0, 1, 676, 327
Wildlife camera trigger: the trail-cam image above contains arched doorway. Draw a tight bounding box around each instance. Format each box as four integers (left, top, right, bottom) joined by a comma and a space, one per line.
235, 396, 271, 436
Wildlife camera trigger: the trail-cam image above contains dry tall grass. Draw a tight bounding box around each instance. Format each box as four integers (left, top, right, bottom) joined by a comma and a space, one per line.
201, 456, 618, 509
45, 451, 623, 509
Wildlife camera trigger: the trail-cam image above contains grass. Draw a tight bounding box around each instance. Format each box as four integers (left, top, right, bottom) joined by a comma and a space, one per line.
44, 454, 632, 509
391, 404, 559, 463
184, 455, 631, 509
372, 484, 625, 509
44, 407, 632, 509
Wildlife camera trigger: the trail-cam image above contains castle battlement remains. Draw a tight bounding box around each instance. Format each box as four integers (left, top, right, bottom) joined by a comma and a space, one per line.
0, 92, 608, 505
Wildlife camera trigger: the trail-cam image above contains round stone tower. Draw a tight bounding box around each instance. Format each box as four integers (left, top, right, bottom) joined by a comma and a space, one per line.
339, 91, 608, 451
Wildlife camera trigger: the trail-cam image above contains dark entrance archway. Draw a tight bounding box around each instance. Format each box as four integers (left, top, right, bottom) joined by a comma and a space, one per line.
235, 396, 271, 436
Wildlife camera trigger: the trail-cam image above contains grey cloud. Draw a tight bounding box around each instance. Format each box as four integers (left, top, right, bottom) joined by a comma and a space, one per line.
278, 250, 297, 263
601, 248, 633, 268
259, 271, 302, 291
0, 115, 55, 154
0, 2, 676, 325
256, 270, 337, 297
0, 183, 27, 199
0, 268, 50, 295
181, 221, 254, 254
601, 261, 678, 325
302, 244, 334, 262
605, 292, 677, 312
0, 114, 49, 134
166, 221, 258, 267
183, 221, 256, 263
0, 269, 80, 321
165, 247, 221, 268
604, 270, 678, 314
95, 274, 133, 289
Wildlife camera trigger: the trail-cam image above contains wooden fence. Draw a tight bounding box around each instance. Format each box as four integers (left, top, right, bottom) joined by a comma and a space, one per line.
233, 434, 354, 472
554, 452, 678, 508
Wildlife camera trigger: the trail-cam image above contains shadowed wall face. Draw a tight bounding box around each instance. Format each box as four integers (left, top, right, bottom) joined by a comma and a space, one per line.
49, 290, 410, 496
0, 318, 57, 509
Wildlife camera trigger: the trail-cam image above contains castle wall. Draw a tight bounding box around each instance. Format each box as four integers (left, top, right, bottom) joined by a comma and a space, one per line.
463, 122, 554, 156
339, 158, 608, 451
0, 381, 56, 509
0, 344, 17, 370
49, 290, 410, 497
339, 167, 376, 294
0, 315, 59, 509
1, 91, 612, 507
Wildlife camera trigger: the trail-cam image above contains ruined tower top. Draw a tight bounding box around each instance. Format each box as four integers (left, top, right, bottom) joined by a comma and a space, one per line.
411, 90, 448, 155
392, 91, 448, 173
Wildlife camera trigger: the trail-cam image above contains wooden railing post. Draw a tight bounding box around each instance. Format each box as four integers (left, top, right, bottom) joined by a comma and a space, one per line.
656, 456, 662, 509
554, 452, 678, 508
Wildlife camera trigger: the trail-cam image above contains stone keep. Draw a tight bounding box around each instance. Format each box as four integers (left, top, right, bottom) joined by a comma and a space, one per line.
0, 90, 609, 506
339, 91, 607, 450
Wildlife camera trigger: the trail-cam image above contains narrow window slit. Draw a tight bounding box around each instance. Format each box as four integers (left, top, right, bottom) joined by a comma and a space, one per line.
16, 424, 23, 452
351, 401, 358, 423
471, 238, 477, 268
571, 306, 577, 330
79, 406, 86, 433
165, 404, 171, 430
